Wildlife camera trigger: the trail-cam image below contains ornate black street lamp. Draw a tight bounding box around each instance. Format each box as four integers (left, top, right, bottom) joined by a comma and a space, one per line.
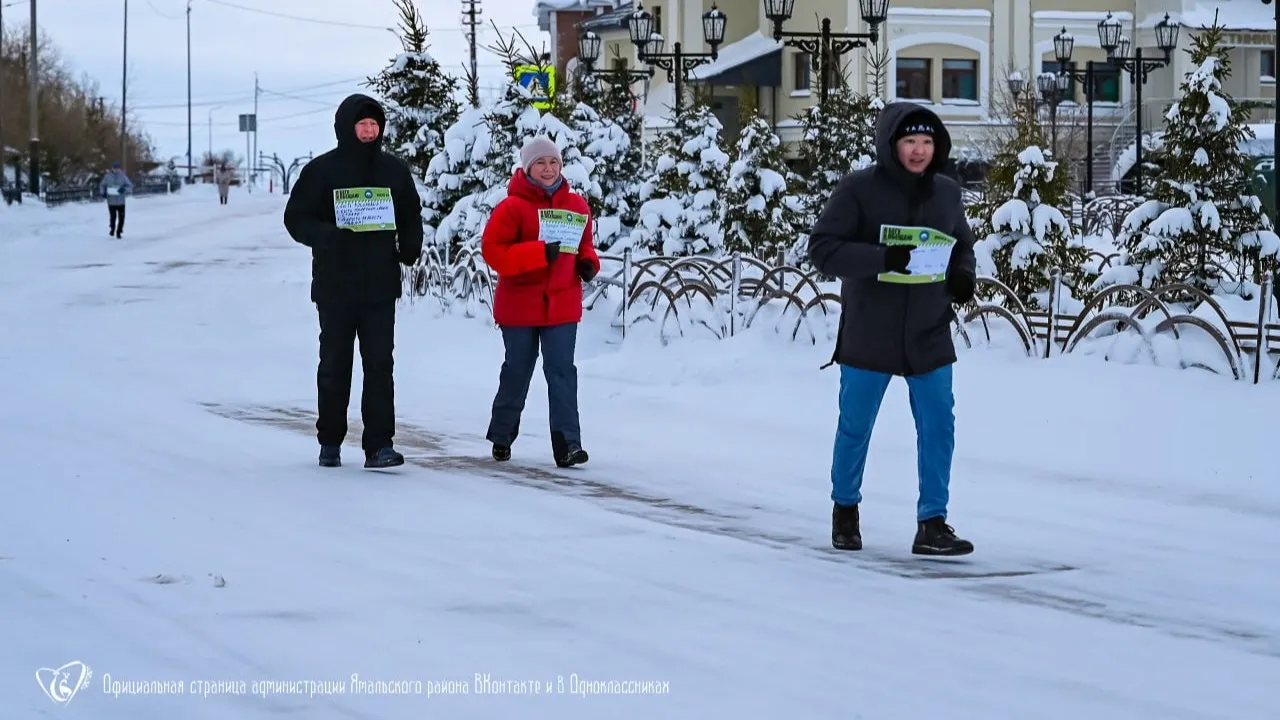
763, 0, 889, 105
577, 30, 654, 91
1098, 11, 1179, 193
1052, 27, 1106, 195
626, 2, 726, 114
1007, 71, 1069, 155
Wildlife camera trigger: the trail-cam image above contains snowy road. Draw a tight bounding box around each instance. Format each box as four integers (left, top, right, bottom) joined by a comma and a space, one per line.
2, 187, 1277, 719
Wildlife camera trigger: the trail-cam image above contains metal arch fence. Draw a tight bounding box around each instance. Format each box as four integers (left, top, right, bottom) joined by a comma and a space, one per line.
402, 246, 1280, 385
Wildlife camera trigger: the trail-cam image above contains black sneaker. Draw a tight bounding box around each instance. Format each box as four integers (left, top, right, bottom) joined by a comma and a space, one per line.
912, 517, 974, 556
318, 445, 341, 467
831, 502, 862, 550
492, 444, 511, 461
364, 446, 405, 468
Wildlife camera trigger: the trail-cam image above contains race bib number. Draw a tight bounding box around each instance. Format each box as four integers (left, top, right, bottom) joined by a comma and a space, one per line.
538, 209, 588, 254
333, 187, 396, 232
877, 225, 956, 284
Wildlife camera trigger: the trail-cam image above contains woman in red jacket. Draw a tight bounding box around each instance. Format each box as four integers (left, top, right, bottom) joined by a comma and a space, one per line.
481, 136, 601, 467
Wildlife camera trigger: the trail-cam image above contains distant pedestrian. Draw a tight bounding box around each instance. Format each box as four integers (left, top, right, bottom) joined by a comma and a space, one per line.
480, 136, 600, 468
808, 101, 978, 556
282, 93, 423, 469
99, 162, 132, 238
216, 166, 232, 205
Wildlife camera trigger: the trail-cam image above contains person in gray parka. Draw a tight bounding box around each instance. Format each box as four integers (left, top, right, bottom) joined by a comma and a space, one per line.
99, 162, 133, 237
808, 101, 977, 557
215, 166, 232, 204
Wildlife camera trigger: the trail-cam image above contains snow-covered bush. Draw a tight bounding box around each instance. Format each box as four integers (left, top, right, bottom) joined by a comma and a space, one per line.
422, 107, 489, 255
723, 112, 804, 258
629, 102, 730, 256
1102, 15, 1279, 294
969, 98, 1088, 307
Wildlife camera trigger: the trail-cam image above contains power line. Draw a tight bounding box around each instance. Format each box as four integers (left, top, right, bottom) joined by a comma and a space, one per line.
145, 0, 183, 20
144, 105, 331, 126
200, 0, 539, 34
129, 77, 366, 109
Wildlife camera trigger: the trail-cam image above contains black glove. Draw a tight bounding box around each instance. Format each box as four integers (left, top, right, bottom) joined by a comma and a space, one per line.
545, 241, 560, 265
947, 272, 976, 304
577, 258, 597, 282
884, 245, 912, 274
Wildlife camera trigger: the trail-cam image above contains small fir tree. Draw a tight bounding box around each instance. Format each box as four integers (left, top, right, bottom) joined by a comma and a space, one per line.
1103, 14, 1280, 293
968, 98, 1087, 307
795, 47, 887, 224
422, 107, 491, 256
724, 111, 804, 258
363, 0, 460, 179
629, 101, 730, 256
595, 57, 647, 232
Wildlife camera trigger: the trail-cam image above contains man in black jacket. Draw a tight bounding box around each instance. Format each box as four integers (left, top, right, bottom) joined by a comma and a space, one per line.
809, 101, 978, 556
284, 93, 423, 469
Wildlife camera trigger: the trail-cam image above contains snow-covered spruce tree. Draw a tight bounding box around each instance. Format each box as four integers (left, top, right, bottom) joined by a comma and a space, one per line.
968, 98, 1088, 308
595, 61, 647, 232
1103, 15, 1279, 293
363, 0, 460, 179
795, 48, 887, 226
422, 107, 491, 257
724, 110, 804, 258
629, 101, 730, 256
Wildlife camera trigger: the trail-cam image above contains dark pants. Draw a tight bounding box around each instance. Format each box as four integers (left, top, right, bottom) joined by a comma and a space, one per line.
108, 205, 125, 234
316, 300, 396, 452
486, 323, 581, 452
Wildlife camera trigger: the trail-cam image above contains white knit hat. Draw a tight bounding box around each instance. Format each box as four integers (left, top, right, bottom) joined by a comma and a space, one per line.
519, 136, 562, 172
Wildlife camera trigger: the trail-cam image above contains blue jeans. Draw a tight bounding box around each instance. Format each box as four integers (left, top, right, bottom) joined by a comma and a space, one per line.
830, 364, 955, 521
486, 323, 581, 451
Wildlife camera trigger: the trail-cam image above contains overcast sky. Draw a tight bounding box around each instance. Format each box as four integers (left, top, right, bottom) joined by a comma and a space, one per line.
14, 0, 548, 169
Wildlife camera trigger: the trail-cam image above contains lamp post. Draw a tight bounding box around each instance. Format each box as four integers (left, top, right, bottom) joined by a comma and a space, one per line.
1261, 0, 1278, 225
1051, 27, 1104, 196
763, 0, 888, 105
1097, 11, 1179, 194
577, 30, 654, 91
626, 3, 727, 114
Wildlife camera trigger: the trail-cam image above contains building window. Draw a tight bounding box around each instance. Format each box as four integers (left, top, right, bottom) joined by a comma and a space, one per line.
1264, 49, 1275, 80
794, 52, 811, 91
896, 57, 931, 100
941, 59, 977, 101
1090, 64, 1121, 102
652, 6, 662, 35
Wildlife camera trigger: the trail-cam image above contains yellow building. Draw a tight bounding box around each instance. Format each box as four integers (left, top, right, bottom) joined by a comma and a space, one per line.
536, 0, 1276, 191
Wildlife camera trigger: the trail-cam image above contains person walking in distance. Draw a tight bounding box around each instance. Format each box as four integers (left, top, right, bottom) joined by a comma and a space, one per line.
283, 93, 423, 469
215, 165, 232, 205
481, 136, 600, 467
808, 101, 978, 556
99, 162, 132, 237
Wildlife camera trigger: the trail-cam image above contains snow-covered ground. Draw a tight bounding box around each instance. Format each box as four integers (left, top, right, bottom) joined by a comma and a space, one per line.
2, 185, 1278, 719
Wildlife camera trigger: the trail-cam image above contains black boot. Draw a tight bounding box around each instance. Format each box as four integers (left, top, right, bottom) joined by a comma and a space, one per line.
551, 431, 588, 468
492, 443, 511, 461
912, 517, 974, 556
364, 446, 405, 468
831, 502, 862, 550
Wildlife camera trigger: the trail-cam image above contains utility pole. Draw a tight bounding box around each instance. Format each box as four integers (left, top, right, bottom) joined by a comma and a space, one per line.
1, 0, 6, 178
252, 72, 258, 189
460, 0, 481, 107
28, 0, 39, 194
121, 0, 128, 172
185, 0, 192, 183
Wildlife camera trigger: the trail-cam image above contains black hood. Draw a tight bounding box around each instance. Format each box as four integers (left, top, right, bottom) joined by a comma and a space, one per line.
873, 101, 950, 187
334, 93, 386, 150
